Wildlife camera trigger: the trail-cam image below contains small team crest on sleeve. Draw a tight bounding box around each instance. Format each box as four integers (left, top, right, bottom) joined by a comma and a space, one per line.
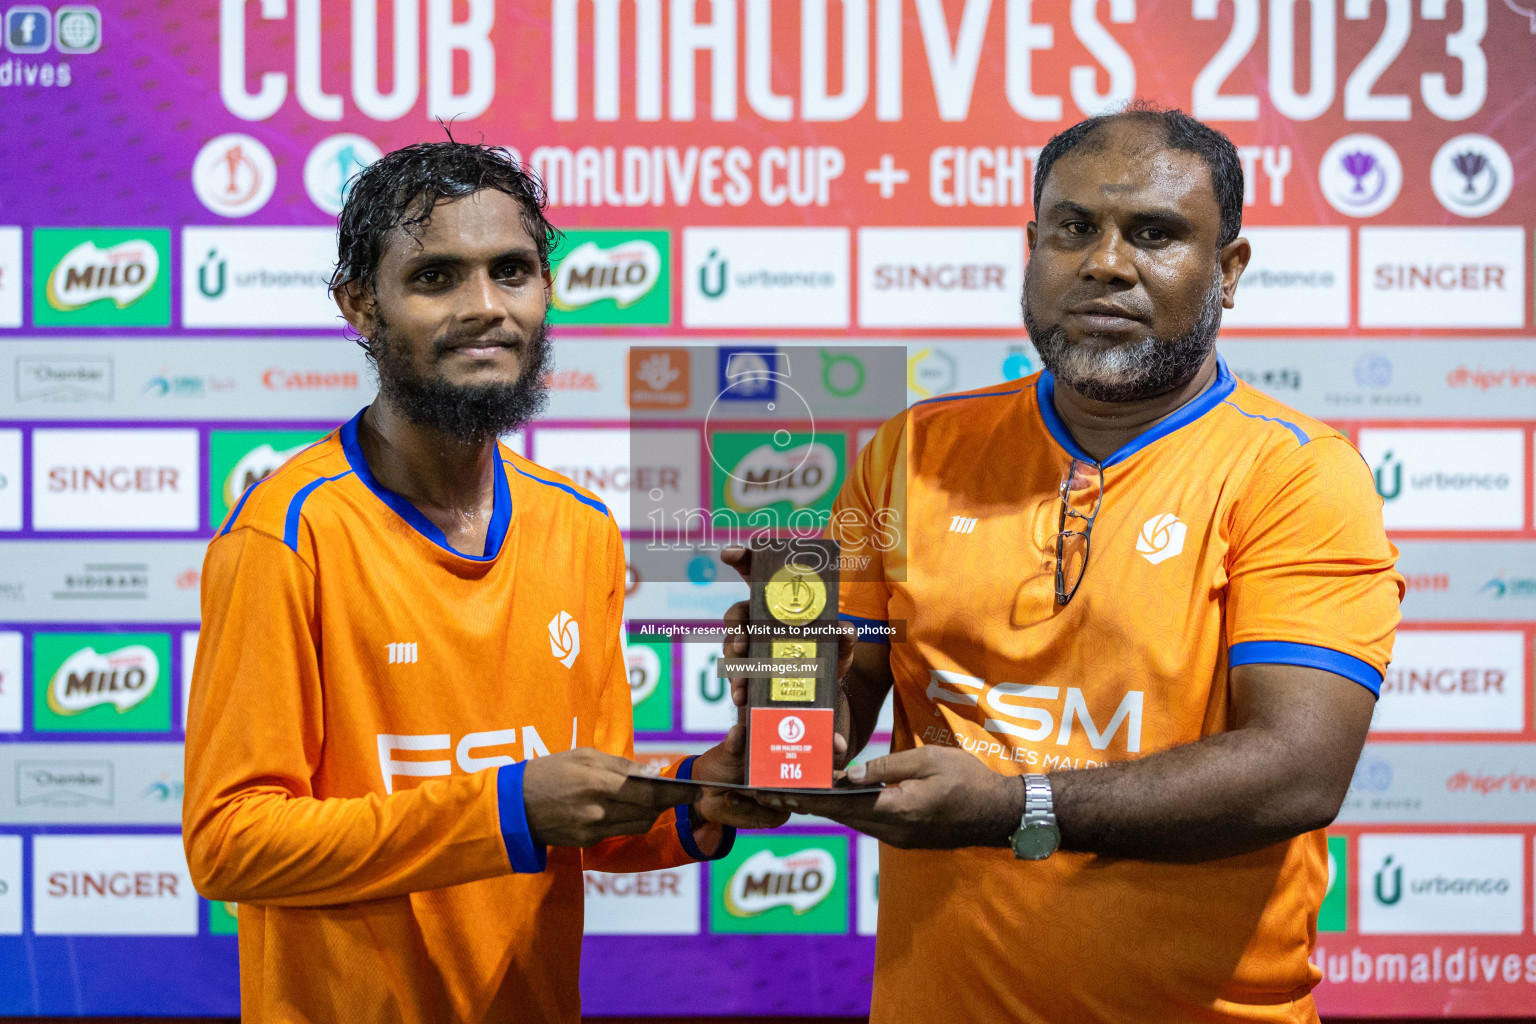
548, 611, 580, 668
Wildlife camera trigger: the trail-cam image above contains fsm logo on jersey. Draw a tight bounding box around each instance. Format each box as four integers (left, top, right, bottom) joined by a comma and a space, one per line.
1357, 428, 1525, 530
683, 228, 849, 328
1375, 631, 1525, 733
208, 430, 324, 530
710, 835, 848, 934
1359, 834, 1522, 935
550, 230, 670, 325
32, 229, 171, 326
183, 227, 338, 327
32, 632, 172, 733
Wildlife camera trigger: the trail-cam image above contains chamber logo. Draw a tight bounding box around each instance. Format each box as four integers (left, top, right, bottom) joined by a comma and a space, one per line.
725, 848, 836, 917
549, 611, 580, 668
15, 761, 114, 806
45, 239, 158, 311
47, 645, 159, 715
1430, 134, 1513, 218
1319, 134, 1402, 218
1136, 514, 1186, 564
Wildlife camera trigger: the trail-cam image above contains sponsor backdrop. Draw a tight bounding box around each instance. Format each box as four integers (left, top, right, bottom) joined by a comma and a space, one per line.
0, 0, 1533, 1017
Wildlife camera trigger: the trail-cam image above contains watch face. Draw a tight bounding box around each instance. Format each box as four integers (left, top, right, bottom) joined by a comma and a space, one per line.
1011, 824, 1061, 860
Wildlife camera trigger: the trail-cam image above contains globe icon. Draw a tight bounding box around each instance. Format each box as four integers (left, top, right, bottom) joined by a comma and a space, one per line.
58, 11, 98, 50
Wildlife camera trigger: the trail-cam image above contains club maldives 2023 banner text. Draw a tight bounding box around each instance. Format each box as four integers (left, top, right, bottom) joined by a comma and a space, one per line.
0, 0, 1534, 1016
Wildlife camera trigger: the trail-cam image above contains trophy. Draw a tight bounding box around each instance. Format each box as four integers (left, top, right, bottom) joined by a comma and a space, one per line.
743, 538, 840, 789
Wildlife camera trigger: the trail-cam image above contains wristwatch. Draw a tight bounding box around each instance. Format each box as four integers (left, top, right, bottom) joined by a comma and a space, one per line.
1009, 774, 1060, 860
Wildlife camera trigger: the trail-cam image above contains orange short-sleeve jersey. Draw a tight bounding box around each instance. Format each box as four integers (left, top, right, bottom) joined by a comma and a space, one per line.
829, 359, 1403, 1024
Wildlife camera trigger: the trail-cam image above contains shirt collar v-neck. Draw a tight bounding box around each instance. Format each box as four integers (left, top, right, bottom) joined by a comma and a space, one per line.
339, 408, 512, 561
1035, 355, 1236, 469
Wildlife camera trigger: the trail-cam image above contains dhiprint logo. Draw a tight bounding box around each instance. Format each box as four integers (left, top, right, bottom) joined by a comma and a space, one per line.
949, 516, 977, 535
1319, 134, 1402, 218
47, 645, 160, 716
191, 134, 276, 218
385, 642, 417, 665
1136, 514, 1186, 565
1430, 135, 1513, 219
549, 611, 580, 668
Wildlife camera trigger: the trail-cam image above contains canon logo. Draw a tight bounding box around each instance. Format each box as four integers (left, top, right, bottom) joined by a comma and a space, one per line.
47, 466, 179, 493
261, 368, 358, 390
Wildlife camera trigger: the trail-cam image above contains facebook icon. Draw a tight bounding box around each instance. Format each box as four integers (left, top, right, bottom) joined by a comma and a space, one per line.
6, 6, 52, 54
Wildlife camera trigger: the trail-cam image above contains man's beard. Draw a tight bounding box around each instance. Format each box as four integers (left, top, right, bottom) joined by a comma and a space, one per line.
1023, 273, 1224, 403
369, 312, 553, 444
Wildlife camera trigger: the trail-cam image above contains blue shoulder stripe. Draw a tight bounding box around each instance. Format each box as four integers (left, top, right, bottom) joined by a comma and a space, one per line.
219, 480, 262, 537
915, 389, 1021, 407
506, 460, 610, 517
1229, 640, 1381, 695
1221, 400, 1311, 446
283, 471, 354, 552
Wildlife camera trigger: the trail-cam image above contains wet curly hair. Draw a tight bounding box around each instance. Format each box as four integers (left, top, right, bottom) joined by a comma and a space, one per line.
328, 140, 562, 298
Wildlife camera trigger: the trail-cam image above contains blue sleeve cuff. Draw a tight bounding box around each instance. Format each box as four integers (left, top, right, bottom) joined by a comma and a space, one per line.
496, 761, 548, 873
839, 612, 891, 644
1229, 640, 1383, 696
674, 755, 736, 862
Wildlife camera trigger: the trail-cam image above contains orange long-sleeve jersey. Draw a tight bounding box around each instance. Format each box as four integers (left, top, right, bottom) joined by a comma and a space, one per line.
184, 409, 730, 1023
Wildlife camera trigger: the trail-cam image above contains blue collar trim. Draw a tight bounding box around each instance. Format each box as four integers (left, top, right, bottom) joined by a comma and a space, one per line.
1035, 356, 1237, 468
339, 408, 512, 561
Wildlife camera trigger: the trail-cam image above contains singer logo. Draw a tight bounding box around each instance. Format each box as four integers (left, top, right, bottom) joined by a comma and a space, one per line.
725, 848, 836, 917
549, 611, 580, 668
45, 240, 160, 312
1136, 513, 1187, 565
48, 646, 159, 716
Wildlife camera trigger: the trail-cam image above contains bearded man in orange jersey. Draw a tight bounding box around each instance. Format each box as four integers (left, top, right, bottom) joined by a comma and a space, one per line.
184, 141, 778, 1023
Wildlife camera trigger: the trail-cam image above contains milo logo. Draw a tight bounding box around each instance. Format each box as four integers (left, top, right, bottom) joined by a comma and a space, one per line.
47, 645, 160, 716
225, 442, 309, 508
725, 441, 836, 512
725, 847, 837, 917
46, 240, 160, 311
627, 643, 661, 707
553, 238, 662, 310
